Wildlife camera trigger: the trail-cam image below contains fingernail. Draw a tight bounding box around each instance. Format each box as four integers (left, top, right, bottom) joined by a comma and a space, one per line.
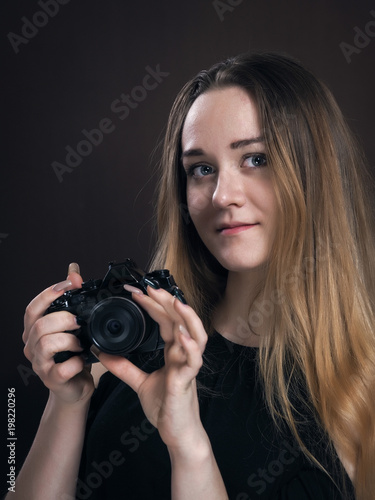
173, 289, 187, 304
179, 324, 190, 338
124, 284, 144, 295
144, 278, 160, 289
52, 279, 72, 292
75, 316, 85, 326
90, 345, 101, 359
68, 262, 80, 276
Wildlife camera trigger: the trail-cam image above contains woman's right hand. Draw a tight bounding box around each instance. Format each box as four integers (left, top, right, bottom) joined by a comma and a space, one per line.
22, 263, 95, 406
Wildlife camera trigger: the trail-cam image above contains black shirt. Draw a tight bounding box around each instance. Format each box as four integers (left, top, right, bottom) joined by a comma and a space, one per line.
77, 332, 354, 499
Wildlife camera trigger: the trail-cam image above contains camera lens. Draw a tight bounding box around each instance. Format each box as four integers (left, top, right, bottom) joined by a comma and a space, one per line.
89, 297, 146, 354
106, 319, 122, 336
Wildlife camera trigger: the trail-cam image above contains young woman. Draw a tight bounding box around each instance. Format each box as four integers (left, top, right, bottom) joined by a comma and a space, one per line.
10, 52, 375, 499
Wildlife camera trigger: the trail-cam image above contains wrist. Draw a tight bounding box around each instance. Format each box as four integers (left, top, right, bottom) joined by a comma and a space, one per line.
39, 392, 90, 448
168, 432, 229, 500
168, 428, 213, 465
46, 391, 91, 418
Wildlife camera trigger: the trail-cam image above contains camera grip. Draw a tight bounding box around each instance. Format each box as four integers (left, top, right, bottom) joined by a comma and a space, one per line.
53, 350, 79, 364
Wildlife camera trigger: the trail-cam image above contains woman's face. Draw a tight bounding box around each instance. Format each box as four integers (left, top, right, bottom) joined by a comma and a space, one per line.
181, 86, 278, 274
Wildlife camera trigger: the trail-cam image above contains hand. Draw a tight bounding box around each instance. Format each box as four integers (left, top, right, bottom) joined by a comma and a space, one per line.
23, 263, 95, 406
92, 285, 208, 453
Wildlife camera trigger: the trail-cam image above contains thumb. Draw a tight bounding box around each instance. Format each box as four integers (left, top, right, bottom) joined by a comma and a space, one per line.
67, 262, 83, 289
91, 348, 147, 394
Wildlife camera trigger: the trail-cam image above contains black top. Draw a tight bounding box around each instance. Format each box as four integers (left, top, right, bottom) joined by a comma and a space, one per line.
77, 332, 354, 499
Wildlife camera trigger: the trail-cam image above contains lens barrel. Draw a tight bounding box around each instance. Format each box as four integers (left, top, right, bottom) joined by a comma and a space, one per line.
89, 297, 146, 354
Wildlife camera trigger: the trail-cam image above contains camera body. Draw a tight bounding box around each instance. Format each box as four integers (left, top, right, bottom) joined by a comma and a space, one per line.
46, 259, 186, 364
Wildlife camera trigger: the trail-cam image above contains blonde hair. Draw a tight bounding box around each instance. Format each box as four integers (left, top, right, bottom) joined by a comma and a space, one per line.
150, 52, 375, 499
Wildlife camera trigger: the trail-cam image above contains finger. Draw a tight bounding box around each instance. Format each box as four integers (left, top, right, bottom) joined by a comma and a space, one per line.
67, 262, 83, 289
24, 285, 70, 337
46, 355, 87, 389
25, 330, 83, 367
168, 323, 202, 367
25, 333, 86, 387
23, 266, 83, 337
163, 325, 203, 388
90, 349, 148, 395
125, 289, 176, 343
178, 326, 204, 372
146, 287, 185, 325
141, 286, 191, 344
67, 262, 80, 276
24, 311, 79, 353
173, 299, 208, 353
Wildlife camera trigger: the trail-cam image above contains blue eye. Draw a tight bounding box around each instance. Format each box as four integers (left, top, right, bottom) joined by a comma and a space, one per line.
244, 153, 267, 168
189, 165, 214, 177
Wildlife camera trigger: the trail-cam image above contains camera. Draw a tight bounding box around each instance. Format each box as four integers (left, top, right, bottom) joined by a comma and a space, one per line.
46, 259, 186, 364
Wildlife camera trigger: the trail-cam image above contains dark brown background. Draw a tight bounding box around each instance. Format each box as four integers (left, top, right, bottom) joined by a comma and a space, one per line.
2, 0, 375, 483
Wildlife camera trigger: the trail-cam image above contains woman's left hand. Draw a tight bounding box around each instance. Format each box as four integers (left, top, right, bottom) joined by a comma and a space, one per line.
92, 285, 208, 454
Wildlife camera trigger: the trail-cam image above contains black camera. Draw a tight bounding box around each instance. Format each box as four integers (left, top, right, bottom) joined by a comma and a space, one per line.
46, 259, 186, 364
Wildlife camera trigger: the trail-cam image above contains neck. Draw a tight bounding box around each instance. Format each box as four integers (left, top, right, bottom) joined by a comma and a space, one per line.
213, 268, 269, 347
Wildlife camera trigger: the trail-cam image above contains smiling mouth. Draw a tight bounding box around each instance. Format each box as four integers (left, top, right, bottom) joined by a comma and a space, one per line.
218, 223, 259, 235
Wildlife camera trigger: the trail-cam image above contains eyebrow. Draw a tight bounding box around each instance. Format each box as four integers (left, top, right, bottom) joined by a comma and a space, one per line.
230, 136, 264, 149
181, 136, 265, 160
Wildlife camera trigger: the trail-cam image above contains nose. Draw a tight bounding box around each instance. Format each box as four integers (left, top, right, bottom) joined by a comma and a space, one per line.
212, 170, 246, 209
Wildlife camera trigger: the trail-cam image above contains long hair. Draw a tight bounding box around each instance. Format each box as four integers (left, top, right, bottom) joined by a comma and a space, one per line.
150, 52, 375, 499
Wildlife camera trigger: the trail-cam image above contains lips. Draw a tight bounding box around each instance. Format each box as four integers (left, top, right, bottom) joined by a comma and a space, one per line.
217, 222, 259, 235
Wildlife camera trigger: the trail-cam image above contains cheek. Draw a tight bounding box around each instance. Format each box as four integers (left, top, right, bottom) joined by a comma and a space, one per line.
186, 184, 214, 219
250, 176, 277, 212
258, 186, 278, 228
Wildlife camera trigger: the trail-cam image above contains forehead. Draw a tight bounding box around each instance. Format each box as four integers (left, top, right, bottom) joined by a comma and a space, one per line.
182, 86, 261, 149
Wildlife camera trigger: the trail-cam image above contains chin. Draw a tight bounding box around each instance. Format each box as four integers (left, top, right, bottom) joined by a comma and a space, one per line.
217, 258, 268, 275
